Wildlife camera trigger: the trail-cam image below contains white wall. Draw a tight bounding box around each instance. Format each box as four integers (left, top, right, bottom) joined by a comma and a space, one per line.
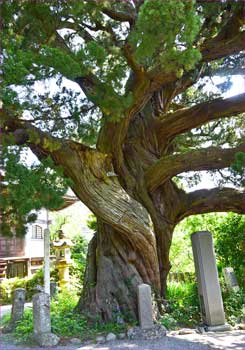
24, 209, 49, 258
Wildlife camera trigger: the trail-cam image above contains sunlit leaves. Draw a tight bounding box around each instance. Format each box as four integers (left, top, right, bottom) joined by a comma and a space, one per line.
130, 0, 201, 74
0, 147, 71, 236
231, 152, 244, 187
38, 46, 83, 80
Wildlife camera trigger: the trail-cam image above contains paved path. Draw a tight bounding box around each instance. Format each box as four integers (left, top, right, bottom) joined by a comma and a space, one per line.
0, 331, 244, 350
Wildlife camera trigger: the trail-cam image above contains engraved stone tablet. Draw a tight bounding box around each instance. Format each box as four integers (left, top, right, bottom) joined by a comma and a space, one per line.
137, 283, 153, 330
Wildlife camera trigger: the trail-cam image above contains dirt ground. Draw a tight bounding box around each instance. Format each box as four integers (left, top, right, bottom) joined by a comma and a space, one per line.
1, 330, 244, 350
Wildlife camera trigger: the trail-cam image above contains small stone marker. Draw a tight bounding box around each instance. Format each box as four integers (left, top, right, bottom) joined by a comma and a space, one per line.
32, 292, 59, 346
33, 284, 44, 293
191, 231, 226, 328
50, 281, 57, 298
137, 283, 153, 330
3, 288, 26, 333
223, 267, 240, 292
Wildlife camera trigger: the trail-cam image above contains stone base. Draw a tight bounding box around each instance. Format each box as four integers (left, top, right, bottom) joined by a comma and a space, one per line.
33, 332, 60, 347
206, 324, 232, 332
127, 324, 167, 340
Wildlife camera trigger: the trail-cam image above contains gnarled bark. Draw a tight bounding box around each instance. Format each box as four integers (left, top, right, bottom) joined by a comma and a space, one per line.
78, 221, 157, 322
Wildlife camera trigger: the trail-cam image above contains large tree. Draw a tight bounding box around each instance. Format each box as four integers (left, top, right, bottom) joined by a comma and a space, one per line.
1, 1, 244, 322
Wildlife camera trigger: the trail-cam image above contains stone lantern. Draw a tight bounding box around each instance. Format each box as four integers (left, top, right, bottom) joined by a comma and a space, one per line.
52, 230, 74, 290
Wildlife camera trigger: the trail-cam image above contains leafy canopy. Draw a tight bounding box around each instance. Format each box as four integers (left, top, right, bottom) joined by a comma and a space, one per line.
1, 0, 244, 234
0, 147, 71, 236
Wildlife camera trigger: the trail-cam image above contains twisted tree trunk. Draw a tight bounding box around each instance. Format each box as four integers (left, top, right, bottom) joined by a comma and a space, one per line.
78, 221, 160, 322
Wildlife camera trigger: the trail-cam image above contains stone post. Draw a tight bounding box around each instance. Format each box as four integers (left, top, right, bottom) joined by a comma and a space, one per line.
44, 228, 50, 295
191, 231, 230, 331
3, 288, 26, 333
137, 284, 153, 330
223, 267, 240, 292
32, 292, 59, 346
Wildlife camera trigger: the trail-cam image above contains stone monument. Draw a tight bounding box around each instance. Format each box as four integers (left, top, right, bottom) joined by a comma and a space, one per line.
32, 292, 59, 346
223, 267, 240, 292
191, 231, 230, 331
137, 283, 154, 329
128, 284, 166, 340
3, 288, 26, 333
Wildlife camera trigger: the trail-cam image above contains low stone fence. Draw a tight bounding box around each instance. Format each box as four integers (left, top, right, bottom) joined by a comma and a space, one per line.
168, 272, 196, 283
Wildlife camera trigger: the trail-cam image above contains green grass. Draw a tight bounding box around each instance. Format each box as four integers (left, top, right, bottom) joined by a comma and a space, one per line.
0, 312, 11, 327
1, 290, 127, 344
2, 282, 243, 344
160, 281, 244, 330
160, 281, 200, 329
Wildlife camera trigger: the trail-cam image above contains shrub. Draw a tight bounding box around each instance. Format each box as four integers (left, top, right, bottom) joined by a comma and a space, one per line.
222, 288, 244, 325
70, 234, 88, 286
0, 268, 58, 305
0, 312, 11, 327
160, 282, 200, 329
1, 289, 126, 344
0, 277, 26, 305
50, 290, 87, 337
14, 308, 33, 343
173, 212, 244, 286
214, 213, 244, 285
161, 280, 244, 330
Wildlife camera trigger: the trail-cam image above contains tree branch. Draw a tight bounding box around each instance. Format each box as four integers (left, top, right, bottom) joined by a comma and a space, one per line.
0, 108, 89, 158
157, 93, 245, 142
200, 4, 244, 63
145, 143, 244, 192
84, 0, 136, 24
102, 7, 135, 24
177, 187, 244, 221
142, 5, 244, 102
201, 32, 243, 62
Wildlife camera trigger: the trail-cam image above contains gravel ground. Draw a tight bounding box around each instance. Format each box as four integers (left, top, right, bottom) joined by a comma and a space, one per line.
1, 331, 244, 350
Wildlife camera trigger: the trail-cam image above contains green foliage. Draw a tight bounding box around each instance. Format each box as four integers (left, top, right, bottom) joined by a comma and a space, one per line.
14, 309, 34, 344
51, 290, 126, 337
173, 213, 244, 285
130, 0, 201, 74
50, 290, 87, 337
231, 152, 245, 186
170, 230, 194, 272
0, 313, 11, 327
0, 277, 26, 305
0, 269, 57, 305
161, 281, 244, 329
222, 289, 244, 326
70, 234, 88, 285
0, 147, 71, 236
2, 289, 127, 344
86, 213, 97, 231
161, 282, 200, 329
214, 213, 244, 285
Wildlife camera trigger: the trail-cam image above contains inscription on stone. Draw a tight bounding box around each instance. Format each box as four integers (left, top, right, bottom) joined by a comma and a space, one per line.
191, 231, 226, 327
137, 284, 153, 330
223, 267, 239, 292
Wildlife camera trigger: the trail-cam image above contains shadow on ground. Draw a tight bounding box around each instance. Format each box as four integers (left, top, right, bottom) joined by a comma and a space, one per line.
0, 330, 244, 350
